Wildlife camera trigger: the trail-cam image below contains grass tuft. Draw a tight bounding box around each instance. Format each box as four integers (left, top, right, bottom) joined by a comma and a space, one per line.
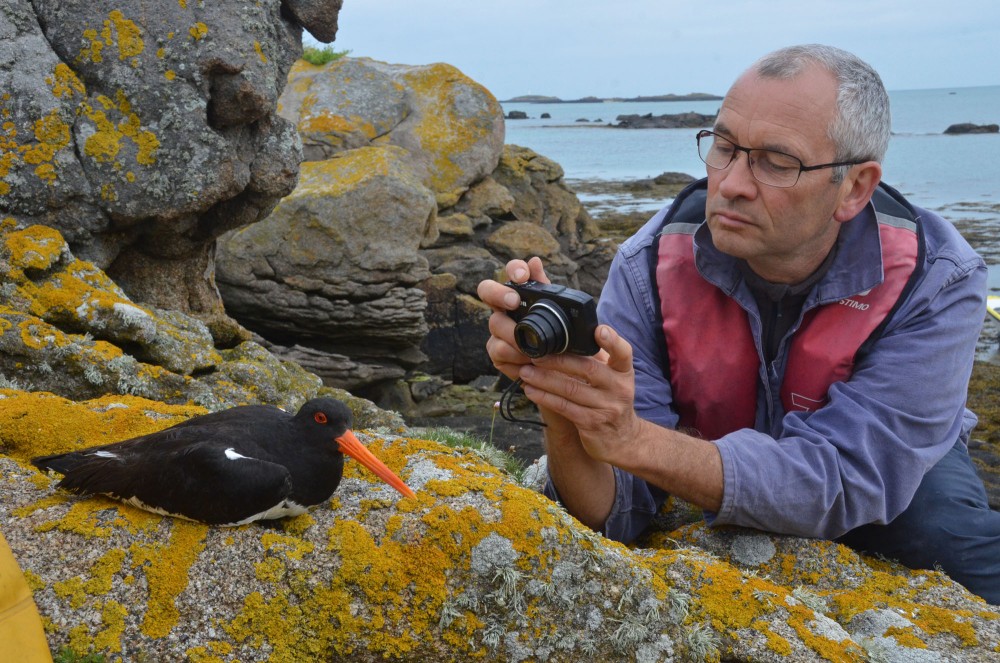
301, 45, 351, 66
415, 426, 527, 485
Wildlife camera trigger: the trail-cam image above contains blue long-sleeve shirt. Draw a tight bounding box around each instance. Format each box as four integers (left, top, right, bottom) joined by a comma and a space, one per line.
547, 190, 986, 543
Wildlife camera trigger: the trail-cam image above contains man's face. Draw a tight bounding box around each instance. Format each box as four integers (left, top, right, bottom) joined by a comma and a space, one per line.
705, 65, 853, 283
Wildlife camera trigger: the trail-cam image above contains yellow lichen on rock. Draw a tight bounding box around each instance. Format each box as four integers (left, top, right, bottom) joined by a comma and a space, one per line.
398, 63, 500, 202
81, 91, 160, 166
131, 521, 209, 638
0, 389, 205, 462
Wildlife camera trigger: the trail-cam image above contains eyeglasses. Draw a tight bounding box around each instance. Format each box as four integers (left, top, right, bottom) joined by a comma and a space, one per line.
696, 130, 864, 188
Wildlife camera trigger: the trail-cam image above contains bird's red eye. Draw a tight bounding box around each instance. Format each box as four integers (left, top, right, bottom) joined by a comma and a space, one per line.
314, 412, 328, 424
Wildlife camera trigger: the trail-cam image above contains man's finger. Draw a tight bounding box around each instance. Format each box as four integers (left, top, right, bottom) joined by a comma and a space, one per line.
596, 325, 634, 373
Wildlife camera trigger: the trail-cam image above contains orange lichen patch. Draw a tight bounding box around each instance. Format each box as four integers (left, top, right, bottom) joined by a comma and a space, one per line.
2, 223, 65, 272
53, 549, 127, 608
253, 41, 267, 63
131, 521, 209, 638
47, 64, 87, 99
104, 10, 144, 61
397, 63, 499, 195
34, 499, 130, 539
79, 29, 106, 64
185, 640, 234, 663
78, 11, 145, 64
0, 105, 73, 187
884, 625, 927, 648
189, 22, 209, 41
0, 389, 205, 462
261, 531, 315, 561
81, 90, 160, 166
94, 601, 128, 653
683, 553, 783, 632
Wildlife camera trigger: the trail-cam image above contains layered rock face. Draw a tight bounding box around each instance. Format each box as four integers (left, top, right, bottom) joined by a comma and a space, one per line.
217, 58, 611, 393
0, 0, 342, 344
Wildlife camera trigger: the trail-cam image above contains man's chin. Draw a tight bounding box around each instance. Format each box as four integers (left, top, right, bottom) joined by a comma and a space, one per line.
706, 221, 756, 259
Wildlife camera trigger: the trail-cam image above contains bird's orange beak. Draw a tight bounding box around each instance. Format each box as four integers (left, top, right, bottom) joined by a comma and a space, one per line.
336, 430, 416, 499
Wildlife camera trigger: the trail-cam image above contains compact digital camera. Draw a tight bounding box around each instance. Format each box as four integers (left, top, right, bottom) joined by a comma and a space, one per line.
505, 280, 599, 358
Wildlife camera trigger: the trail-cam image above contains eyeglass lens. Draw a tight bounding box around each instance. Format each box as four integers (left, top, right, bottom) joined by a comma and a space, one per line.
697, 132, 803, 188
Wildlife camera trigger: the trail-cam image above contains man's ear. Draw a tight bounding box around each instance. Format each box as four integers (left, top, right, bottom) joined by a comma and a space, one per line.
833, 161, 882, 222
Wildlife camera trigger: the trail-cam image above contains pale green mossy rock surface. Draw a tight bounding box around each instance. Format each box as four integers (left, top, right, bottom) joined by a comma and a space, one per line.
2, 391, 999, 662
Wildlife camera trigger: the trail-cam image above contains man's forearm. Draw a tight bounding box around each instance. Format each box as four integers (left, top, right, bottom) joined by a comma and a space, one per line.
544, 410, 725, 531
618, 418, 724, 513
542, 414, 616, 531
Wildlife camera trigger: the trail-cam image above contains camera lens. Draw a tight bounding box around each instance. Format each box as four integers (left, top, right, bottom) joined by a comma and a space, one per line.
513, 300, 570, 358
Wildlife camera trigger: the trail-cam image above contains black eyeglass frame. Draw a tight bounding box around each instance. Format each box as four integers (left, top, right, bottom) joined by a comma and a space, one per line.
695, 129, 866, 188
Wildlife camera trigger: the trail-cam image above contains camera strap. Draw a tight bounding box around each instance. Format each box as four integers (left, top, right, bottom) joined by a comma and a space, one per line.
498, 378, 547, 427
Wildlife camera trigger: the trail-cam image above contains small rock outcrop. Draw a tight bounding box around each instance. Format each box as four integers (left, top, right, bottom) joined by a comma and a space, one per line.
3, 395, 1000, 661
614, 112, 717, 129
0, 0, 343, 344
0, 219, 409, 424
944, 123, 1000, 135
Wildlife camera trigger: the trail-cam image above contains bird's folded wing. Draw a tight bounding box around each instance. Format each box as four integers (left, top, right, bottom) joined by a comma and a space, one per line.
56, 446, 294, 526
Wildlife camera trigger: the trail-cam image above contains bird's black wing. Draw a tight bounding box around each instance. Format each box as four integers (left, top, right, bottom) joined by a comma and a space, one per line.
43, 443, 294, 526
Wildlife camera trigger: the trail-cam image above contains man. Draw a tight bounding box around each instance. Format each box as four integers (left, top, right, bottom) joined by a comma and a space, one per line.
478, 44, 1000, 603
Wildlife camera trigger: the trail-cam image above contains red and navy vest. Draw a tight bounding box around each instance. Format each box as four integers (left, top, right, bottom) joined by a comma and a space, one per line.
653, 180, 923, 440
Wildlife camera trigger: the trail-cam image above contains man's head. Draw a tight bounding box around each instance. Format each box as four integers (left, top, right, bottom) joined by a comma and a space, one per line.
703, 44, 886, 283
752, 44, 891, 180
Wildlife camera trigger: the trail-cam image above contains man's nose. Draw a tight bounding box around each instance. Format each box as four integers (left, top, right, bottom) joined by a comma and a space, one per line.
716, 150, 759, 199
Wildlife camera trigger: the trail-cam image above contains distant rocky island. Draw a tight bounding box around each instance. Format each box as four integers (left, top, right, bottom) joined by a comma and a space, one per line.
502, 92, 723, 103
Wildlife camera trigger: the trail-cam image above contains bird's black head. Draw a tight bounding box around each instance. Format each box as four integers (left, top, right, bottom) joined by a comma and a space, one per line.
294, 397, 416, 499
294, 398, 353, 437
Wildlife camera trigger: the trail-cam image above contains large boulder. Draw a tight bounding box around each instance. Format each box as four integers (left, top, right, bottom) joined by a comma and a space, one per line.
216, 146, 437, 391
219, 57, 615, 396
3, 396, 999, 661
0, 0, 343, 344
276, 57, 506, 208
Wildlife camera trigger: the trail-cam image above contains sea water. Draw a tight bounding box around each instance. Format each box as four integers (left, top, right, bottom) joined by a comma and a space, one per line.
501, 85, 1000, 292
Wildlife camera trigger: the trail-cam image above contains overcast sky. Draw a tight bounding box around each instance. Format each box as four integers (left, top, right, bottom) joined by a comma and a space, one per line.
306, 0, 1000, 100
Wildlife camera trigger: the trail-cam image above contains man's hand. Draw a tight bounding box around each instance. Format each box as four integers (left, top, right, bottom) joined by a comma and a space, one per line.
518, 323, 643, 468
477, 257, 544, 382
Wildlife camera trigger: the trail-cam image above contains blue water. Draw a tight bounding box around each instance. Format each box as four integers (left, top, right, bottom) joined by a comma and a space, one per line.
501, 86, 1000, 210
501, 85, 1000, 292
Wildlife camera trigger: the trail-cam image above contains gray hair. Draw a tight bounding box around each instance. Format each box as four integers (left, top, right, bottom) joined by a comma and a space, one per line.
750, 44, 890, 180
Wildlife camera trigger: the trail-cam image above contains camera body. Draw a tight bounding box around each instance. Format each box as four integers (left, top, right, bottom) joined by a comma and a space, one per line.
505, 280, 599, 358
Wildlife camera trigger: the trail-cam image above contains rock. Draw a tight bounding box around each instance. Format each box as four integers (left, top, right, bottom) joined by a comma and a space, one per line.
541, 113, 551, 119
3, 407, 1000, 661
219, 55, 614, 395
276, 57, 505, 208
944, 123, 999, 135
216, 146, 436, 389
614, 112, 716, 129
0, 220, 329, 412
965, 360, 1000, 509
0, 0, 341, 342
506, 110, 528, 120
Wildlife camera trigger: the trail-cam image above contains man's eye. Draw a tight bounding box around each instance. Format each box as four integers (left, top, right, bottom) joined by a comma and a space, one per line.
755, 151, 798, 172
712, 141, 736, 156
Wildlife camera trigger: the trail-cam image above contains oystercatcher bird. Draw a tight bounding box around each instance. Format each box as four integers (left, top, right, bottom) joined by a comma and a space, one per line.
31, 398, 415, 526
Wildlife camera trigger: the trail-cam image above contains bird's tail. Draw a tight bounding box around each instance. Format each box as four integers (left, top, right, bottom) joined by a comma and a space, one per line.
31, 452, 77, 475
